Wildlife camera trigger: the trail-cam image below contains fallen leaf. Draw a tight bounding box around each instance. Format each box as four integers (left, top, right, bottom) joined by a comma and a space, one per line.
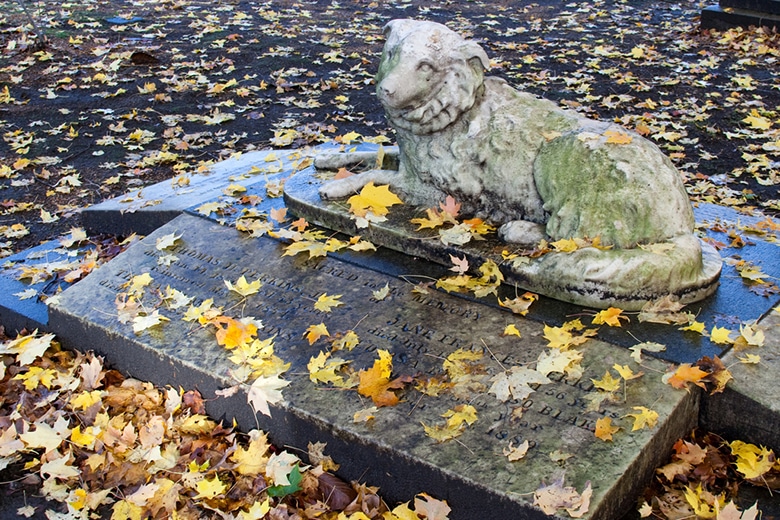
247, 374, 290, 417
347, 182, 402, 217
504, 439, 530, 461
625, 406, 659, 431
304, 323, 330, 345
314, 293, 343, 312
594, 417, 620, 441
224, 275, 262, 297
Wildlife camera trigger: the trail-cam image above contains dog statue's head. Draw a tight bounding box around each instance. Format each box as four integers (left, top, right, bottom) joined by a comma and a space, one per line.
376, 20, 490, 135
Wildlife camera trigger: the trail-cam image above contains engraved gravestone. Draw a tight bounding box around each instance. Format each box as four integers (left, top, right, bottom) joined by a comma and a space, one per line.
50, 213, 698, 519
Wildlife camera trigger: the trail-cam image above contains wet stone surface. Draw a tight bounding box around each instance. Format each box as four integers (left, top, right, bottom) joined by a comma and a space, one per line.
50, 213, 696, 520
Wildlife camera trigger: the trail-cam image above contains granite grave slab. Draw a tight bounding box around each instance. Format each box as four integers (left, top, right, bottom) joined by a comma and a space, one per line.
701, 0, 780, 29
701, 308, 780, 452
80, 148, 317, 236
49, 213, 698, 520
0, 239, 98, 333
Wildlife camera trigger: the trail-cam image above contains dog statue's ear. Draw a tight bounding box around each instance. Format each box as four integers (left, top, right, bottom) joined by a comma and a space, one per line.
459, 40, 490, 71
383, 19, 417, 47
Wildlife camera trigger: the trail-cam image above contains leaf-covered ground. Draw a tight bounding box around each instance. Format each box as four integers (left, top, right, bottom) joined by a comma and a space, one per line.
1, 0, 780, 518
0, 0, 778, 256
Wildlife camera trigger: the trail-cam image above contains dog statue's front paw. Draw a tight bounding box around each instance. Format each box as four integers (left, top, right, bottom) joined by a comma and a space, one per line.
498, 220, 547, 246
319, 177, 357, 200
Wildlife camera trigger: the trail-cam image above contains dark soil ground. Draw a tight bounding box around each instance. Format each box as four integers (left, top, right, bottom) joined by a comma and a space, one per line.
1, 0, 779, 518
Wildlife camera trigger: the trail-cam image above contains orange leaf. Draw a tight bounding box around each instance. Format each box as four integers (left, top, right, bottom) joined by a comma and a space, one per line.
595, 417, 620, 441
592, 307, 629, 327
604, 129, 633, 144
357, 350, 411, 407
212, 316, 257, 349
664, 364, 709, 390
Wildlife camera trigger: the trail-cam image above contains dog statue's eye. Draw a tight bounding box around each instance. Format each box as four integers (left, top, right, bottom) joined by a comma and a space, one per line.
417, 62, 434, 74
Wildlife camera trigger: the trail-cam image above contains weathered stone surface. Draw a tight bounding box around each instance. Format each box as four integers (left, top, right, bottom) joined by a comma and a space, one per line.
49, 213, 697, 519
720, 0, 780, 14
0, 241, 93, 333
315, 19, 720, 309
700, 309, 780, 452
701, 3, 780, 29
81, 149, 312, 235
289, 165, 721, 312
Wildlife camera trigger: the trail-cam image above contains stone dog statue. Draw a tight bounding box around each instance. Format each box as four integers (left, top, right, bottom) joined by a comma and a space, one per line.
313, 19, 721, 308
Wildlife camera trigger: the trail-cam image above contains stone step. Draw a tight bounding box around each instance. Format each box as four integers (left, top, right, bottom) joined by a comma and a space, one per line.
80, 148, 318, 236
701, 3, 780, 30
701, 308, 780, 453
720, 0, 780, 15
48, 212, 697, 520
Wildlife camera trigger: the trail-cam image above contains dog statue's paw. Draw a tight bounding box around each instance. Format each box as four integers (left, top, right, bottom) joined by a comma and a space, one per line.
498, 220, 547, 246
319, 177, 359, 200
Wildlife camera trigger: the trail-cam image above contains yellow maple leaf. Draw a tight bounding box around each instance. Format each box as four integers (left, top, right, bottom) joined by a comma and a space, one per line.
594, 417, 620, 441
112, 500, 144, 520
738, 353, 760, 364
69, 488, 87, 511
550, 237, 579, 252
503, 439, 530, 461
337, 131, 362, 144
314, 293, 343, 313
347, 182, 402, 217
604, 129, 633, 144
625, 406, 659, 431
683, 484, 724, 519
230, 430, 270, 476
155, 233, 181, 251
14, 366, 57, 390
463, 217, 495, 236
591, 370, 621, 392
195, 475, 227, 499
123, 272, 153, 297
592, 307, 628, 327
358, 349, 410, 407
537, 349, 582, 377
503, 324, 522, 337
422, 404, 477, 443
730, 440, 775, 479
224, 275, 262, 297
543, 325, 574, 349
710, 326, 734, 345
212, 316, 258, 349
70, 425, 98, 449
70, 390, 104, 411
410, 207, 448, 230
240, 500, 271, 520
737, 323, 765, 347
680, 320, 706, 334
742, 109, 772, 130
307, 351, 348, 386
332, 330, 360, 351
6, 331, 56, 366
499, 292, 538, 315
132, 310, 170, 334
613, 364, 642, 381
304, 323, 329, 345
